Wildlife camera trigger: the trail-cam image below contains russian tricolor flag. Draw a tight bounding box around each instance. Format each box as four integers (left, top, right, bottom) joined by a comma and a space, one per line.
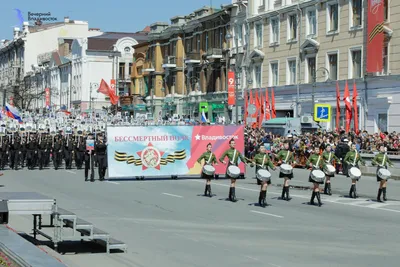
201, 110, 207, 123
5, 103, 23, 123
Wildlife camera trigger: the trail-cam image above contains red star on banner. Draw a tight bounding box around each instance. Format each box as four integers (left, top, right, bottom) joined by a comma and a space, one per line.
137, 143, 165, 170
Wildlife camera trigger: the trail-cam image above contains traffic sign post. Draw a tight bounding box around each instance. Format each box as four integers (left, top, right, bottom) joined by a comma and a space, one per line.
314, 104, 331, 122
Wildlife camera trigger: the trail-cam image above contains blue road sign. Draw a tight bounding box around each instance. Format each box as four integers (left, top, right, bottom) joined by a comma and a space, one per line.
314, 104, 331, 122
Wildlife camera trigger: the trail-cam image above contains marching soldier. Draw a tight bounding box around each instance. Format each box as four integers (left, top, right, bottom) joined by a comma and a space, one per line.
0, 137, 9, 170
45, 136, 52, 167
197, 143, 218, 197
219, 138, 248, 202
10, 135, 21, 170
20, 136, 27, 168
94, 134, 107, 181
52, 136, 63, 170
26, 135, 38, 170
63, 136, 74, 169
84, 133, 95, 182
344, 144, 366, 199
372, 145, 394, 202
306, 147, 324, 207
75, 137, 85, 169
38, 134, 47, 170
251, 146, 276, 207
276, 140, 295, 201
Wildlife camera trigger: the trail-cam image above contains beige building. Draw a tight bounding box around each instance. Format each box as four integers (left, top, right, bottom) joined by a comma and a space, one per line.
247, 0, 399, 132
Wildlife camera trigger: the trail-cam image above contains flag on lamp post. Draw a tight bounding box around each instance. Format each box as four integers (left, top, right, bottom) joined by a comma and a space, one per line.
353, 81, 359, 134
336, 81, 341, 132
98, 79, 119, 105
343, 81, 352, 133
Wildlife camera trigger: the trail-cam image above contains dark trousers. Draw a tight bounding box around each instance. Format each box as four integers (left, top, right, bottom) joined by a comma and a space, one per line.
76, 151, 84, 169
26, 150, 36, 169
10, 150, 20, 169
84, 154, 94, 180
38, 150, 45, 169
97, 154, 107, 179
0, 152, 7, 169
53, 151, 62, 169
64, 150, 72, 169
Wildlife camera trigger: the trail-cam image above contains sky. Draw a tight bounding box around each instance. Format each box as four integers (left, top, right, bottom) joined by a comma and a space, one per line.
0, 0, 230, 40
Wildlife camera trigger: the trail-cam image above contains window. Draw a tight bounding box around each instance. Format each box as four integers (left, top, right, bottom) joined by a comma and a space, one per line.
382, 44, 388, 75
377, 113, 388, 132
270, 17, 279, 44
237, 24, 243, 47
269, 61, 279, 86
327, 2, 339, 33
350, 49, 362, 78
254, 64, 262, 88
384, 0, 389, 21
255, 23, 263, 48
288, 14, 297, 41
306, 8, 317, 37
350, 0, 362, 28
119, 63, 125, 80
124, 47, 131, 53
287, 59, 297, 85
129, 63, 132, 76
328, 53, 338, 80
306, 56, 316, 83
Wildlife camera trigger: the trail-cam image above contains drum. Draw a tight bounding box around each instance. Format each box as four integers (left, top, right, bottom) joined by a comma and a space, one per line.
311, 170, 325, 183
323, 164, 336, 176
256, 169, 271, 182
202, 165, 215, 179
280, 164, 293, 174
349, 167, 362, 180
378, 168, 391, 180
227, 165, 240, 179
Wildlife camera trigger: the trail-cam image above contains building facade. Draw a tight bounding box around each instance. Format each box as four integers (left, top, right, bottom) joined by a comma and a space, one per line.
0, 17, 102, 109
135, 6, 233, 121
247, 0, 399, 132
70, 31, 148, 112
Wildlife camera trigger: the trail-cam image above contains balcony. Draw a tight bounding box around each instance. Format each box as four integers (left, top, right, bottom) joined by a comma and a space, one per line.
185, 52, 201, 64
206, 48, 223, 59
162, 56, 176, 68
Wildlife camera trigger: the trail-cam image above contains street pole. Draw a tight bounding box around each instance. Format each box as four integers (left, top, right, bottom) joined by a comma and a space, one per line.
234, 34, 239, 125
312, 70, 316, 116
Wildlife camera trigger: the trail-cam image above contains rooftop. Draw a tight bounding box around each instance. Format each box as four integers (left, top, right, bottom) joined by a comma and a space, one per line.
87, 31, 149, 51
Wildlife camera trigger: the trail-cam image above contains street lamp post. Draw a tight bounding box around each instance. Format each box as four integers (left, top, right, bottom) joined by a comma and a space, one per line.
312, 67, 330, 116
89, 82, 99, 117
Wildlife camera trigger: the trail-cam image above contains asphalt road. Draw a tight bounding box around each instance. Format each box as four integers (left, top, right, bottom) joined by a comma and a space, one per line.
1, 166, 400, 267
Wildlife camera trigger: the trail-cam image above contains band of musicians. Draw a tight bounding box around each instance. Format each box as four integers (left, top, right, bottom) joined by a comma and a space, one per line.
197, 138, 394, 208
0, 123, 108, 182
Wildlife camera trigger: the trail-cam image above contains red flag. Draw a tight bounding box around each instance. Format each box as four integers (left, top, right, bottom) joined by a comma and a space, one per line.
343, 81, 352, 133
271, 88, 276, 118
249, 89, 254, 105
336, 81, 341, 132
259, 89, 264, 128
353, 81, 359, 134
253, 90, 260, 128
265, 88, 271, 120
98, 79, 119, 105
244, 90, 248, 124
367, 0, 384, 73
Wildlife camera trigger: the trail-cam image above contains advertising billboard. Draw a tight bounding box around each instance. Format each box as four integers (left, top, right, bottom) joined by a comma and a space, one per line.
107, 125, 245, 178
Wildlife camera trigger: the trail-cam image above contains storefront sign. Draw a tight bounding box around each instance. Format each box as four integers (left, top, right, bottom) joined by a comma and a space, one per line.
199, 102, 208, 112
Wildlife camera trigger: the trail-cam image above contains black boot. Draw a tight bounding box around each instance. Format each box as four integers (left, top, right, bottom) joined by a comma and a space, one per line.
349, 184, 355, 198
258, 191, 263, 206
208, 185, 212, 197
281, 186, 286, 200
285, 186, 291, 201
309, 191, 316, 205
327, 183, 332, 196
316, 192, 322, 207
261, 191, 267, 207
324, 183, 328, 195
204, 184, 208, 196
231, 187, 237, 202
382, 188, 387, 201
377, 188, 383, 202
228, 187, 233, 201
353, 185, 358, 198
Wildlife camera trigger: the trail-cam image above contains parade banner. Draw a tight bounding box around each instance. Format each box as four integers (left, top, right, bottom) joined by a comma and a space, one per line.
367, 0, 384, 73
227, 71, 235, 105
107, 125, 245, 178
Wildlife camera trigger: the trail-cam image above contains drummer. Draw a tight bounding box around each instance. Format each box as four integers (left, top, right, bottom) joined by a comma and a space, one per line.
306, 147, 324, 207
322, 144, 340, 195
219, 138, 248, 202
251, 145, 276, 207
343, 144, 365, 198
372, 145, 394, 202
276, 140, 295, 201
197, 143, 218, 197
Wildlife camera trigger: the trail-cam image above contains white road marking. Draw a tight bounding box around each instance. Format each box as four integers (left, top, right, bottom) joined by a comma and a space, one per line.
65, 170, 76, 174
348, 200, 372, 206
244, 255, 259, 261
367, 203, 391, 209
162, 193, 183, 198
106, 181, 120, 185
189, 180, 400, 214
250, 210, 284, 218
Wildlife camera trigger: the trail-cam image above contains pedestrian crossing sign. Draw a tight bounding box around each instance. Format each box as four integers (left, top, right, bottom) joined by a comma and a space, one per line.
314, 104, 331, 122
